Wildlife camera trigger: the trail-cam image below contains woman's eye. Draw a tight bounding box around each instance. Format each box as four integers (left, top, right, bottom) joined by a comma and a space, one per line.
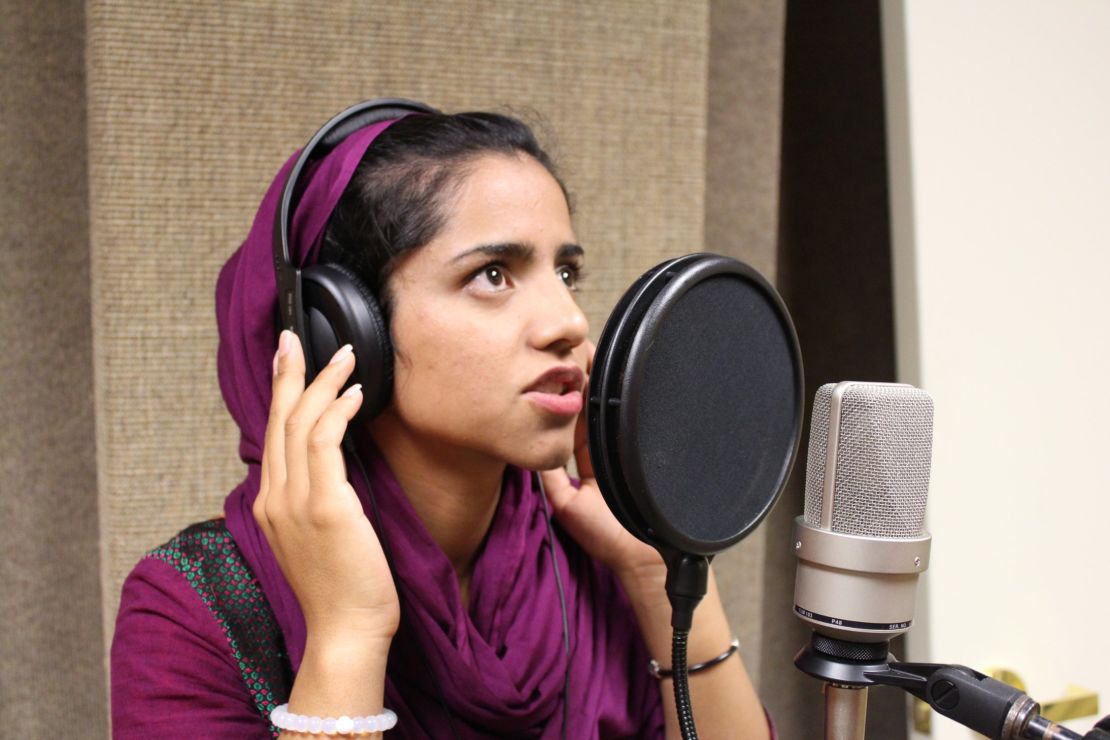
483, 266, 505, 286
470, 264, 509, 291
558, 265, 582, 290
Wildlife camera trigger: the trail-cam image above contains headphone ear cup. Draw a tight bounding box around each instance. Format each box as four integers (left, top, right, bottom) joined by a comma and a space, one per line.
299, 263, 393, 421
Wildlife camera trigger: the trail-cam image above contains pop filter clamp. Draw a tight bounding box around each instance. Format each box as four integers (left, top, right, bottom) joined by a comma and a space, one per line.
588, 253, 805, 738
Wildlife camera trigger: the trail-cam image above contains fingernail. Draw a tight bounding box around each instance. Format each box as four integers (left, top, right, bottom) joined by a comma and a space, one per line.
272, 348, 280, 377
342, 383, 363, 398
328, 344, 354, 365
278, 330, 292, 358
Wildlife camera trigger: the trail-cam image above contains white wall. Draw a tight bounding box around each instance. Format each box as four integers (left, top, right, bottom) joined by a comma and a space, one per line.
882, 1, 1110, 737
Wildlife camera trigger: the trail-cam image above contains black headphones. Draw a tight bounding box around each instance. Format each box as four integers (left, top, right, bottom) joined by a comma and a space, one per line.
272, 97, 439, 421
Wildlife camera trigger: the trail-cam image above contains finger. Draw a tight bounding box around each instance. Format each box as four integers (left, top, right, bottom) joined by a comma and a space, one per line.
567, 339, 596, 480
256, 404, 271, 526
258, 367, 273, 509
572, 379, 594, 481
259, 443, 270, 495
305, 384, 366, 523
540, 467, 579, 514
264, 330, 306, 510
282, 343, 357, 507
573, 437, 594, 482
254, 457, 272, 530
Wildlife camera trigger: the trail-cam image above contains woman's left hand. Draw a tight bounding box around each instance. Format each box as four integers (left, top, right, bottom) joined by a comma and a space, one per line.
540, 341, 666, 583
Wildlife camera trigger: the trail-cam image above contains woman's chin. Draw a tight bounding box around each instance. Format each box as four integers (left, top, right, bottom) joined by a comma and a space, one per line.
509, 439, 575, 473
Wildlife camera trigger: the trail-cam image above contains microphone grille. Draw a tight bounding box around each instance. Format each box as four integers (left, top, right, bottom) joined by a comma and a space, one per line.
804, 382, 933, 538
803, 385, 834, 528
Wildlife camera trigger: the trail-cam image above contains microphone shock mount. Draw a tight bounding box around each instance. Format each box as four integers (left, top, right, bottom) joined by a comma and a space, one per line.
796, 634, 1103, 740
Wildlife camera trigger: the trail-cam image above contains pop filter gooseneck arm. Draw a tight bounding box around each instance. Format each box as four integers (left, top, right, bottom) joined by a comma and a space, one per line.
588, 253, 804, 739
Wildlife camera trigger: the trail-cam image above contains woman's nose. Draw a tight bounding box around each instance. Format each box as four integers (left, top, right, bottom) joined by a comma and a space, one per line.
528, 275, 589, 354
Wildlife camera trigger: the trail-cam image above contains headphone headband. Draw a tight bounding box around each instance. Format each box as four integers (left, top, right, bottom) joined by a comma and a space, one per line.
272, 98, 439, 338
269, 98, 439, 420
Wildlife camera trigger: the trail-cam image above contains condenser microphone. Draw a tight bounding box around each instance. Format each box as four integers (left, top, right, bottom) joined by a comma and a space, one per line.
792, 381, 934, 740
793, 380, 933, 643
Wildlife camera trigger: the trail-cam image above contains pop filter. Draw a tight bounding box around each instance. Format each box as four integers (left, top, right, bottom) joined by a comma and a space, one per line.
588, 252, 804, 559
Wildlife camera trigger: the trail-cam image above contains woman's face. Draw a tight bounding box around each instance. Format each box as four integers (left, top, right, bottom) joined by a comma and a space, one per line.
376, 153, 590, 472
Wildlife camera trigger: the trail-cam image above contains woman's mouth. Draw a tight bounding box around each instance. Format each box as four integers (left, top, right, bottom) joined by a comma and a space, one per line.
525, 389, 584, 416
524, 366, 586, 416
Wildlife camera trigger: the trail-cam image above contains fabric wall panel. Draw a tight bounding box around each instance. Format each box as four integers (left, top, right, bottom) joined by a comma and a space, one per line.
703, 0, 788, 692
0, 0, 106, 736
85, 0, 711, 653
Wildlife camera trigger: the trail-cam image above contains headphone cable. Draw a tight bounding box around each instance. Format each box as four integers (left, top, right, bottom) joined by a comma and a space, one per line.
534, 472, 571, 740
342, 434, 461, 740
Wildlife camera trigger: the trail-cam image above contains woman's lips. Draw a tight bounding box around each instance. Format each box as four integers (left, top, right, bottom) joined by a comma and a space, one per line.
524, 366, 586, 416
525, 389, 584, 416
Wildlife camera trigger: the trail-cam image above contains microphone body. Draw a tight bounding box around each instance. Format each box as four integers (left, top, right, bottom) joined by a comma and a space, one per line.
794, 381, 933, 644
792, 381, 935, 739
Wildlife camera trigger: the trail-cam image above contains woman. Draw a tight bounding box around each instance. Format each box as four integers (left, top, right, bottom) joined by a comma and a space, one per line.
111, 104, 772, 739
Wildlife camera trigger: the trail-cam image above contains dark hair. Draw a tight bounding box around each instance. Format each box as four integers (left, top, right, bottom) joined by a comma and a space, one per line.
320, 111, 569, 319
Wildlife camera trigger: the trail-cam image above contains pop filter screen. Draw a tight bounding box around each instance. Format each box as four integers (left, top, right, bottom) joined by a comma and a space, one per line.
589, 253, 803, 557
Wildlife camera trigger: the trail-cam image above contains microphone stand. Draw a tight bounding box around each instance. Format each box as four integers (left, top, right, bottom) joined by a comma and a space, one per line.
823, 683, 867, 740
796, 634, 1110, 740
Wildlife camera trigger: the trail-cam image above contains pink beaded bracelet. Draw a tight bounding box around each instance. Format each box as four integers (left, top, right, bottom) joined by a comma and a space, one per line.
270, 703, 398, 735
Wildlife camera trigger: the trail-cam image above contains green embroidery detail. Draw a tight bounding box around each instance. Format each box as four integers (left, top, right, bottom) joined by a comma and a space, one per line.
147, 520, 291, 738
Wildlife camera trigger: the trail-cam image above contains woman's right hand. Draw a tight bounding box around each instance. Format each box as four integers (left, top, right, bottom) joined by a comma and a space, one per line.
254, 329, 400, 648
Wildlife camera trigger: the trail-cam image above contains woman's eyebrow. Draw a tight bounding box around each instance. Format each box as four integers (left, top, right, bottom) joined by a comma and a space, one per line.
450, 242, 585, 264
451, 242, 535, 263
556, 243, 585, 261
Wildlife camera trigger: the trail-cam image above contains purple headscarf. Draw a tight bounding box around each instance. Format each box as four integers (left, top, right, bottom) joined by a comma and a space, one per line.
216, 115, 662, 738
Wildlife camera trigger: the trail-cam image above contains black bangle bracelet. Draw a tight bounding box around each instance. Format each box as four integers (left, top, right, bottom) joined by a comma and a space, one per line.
648, 637, 741, 680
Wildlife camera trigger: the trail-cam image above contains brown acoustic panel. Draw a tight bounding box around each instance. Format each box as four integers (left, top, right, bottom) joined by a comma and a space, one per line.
704, 0, 788, 691
706, 0, 787, 278
0, 0, 107, 735
86, 0, 710, 648
769, 1, 903, 737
